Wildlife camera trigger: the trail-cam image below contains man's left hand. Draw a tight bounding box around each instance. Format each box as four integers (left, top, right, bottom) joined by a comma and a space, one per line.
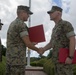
65, 57, 73, 64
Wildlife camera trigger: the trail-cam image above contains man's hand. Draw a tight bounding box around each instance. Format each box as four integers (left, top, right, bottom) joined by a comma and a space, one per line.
37, 47, 45, 55
65, 57, 73, 64
32, 42, 38, 45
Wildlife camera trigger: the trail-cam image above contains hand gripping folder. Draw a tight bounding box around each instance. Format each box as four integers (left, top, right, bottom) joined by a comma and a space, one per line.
59, 48, 76, 64
28, 24, 45, 43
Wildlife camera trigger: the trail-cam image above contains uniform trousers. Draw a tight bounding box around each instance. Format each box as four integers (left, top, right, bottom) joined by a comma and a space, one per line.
5, 64, 25, 75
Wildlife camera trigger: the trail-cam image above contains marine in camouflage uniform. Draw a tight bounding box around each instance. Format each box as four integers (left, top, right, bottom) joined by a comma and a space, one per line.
42, 6, 75, 75
6, 18, 28, 75
6, 5, 40, 75
51, 19, 75, 75
0, 19, 3, 62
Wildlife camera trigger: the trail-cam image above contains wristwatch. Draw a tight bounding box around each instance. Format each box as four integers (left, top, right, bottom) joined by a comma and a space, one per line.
68, 56, 74, 59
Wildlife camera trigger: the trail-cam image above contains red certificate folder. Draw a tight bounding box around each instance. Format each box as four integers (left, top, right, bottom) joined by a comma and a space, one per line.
59, 48, 76, 64
28, 24, 45, 42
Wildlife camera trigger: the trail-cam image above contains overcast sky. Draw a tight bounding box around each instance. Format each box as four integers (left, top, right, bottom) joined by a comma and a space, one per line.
0, 0, 76, 57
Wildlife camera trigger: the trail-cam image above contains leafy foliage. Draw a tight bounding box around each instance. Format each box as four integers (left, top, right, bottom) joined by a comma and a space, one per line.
47, 49, 53, 59
30, 58, 47, 67
0, 56, 6, 75
2, 45, 6, 56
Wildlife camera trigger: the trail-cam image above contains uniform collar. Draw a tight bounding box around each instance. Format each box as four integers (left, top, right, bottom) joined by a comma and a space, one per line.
16, 17, 24, 22
56, 19, 63, 25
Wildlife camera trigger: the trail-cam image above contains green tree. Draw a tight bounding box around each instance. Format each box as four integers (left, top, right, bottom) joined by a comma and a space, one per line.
38, 54, 46, 59
2, 45, 6, 56
47, 49, 53, 59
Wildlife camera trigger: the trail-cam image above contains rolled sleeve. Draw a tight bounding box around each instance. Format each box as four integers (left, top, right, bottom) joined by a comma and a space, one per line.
63, 21, 75, 38
20, 31, 29, 37
66, 31, 75, 38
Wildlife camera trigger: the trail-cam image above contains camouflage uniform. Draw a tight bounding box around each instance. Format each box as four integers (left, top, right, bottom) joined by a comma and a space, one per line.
51, 19, 75, 75
6, 17, 29, 75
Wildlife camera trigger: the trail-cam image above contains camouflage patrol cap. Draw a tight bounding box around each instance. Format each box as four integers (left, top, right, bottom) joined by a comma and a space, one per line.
17, 5, 33, 15
47, 6, 63, 14
0, 19, 3, 25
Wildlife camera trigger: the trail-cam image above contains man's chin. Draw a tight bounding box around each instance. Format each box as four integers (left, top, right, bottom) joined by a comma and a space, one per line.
24, 19, 28, 21
50, 18, 53, 20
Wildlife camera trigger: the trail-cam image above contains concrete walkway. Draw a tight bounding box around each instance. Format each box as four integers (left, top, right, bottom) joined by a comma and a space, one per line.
25, 66, 47, 75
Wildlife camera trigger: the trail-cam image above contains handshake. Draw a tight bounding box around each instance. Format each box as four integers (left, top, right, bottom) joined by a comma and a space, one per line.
32, 42, 46, 55
37, 47, 45, 55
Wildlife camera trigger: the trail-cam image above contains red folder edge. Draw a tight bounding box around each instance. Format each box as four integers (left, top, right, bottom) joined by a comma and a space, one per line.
59, 48, 76, 64
28, 24, 45, 42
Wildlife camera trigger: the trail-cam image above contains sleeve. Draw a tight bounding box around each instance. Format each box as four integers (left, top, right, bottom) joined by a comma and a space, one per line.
18, 23, 29, 38
64, 21, 75, 38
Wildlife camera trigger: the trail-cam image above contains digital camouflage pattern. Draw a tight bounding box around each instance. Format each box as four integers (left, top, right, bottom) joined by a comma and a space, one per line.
6, 18, 28, 65
6, 17, 29, 75
51, 19, 75, 75
6, 64, 25, 75
54, 63, 73, 75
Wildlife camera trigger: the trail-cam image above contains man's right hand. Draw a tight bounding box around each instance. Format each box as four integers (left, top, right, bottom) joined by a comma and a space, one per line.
37, 48, 45, 55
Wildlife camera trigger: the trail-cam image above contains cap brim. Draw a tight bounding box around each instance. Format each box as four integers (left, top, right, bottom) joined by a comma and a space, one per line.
47, 10, 55, 14
28, 11, 33, 15
29, 12, 33, 15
